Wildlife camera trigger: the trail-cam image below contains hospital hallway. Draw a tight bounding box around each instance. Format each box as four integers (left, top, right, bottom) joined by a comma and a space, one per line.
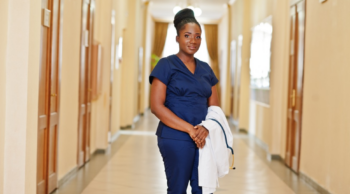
52, 112, 319, 194
1, 0, 350, 193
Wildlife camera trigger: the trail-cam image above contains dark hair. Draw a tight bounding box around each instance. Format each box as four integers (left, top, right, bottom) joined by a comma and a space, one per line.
173, 8, 201, 35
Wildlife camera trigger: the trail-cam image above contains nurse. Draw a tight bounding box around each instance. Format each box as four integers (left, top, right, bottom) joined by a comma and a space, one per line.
149, 8, 219, 194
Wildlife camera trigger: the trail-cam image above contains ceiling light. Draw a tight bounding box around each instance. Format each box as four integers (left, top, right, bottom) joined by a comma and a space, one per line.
173, 5, 202, 17
194, 7, 202, 17
173, 6, 181, 14
187, 6, 194, 10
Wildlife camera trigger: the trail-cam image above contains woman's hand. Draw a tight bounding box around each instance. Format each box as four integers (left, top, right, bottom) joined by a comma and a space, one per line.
188, 127, 198, 140
191, 125, 209, 149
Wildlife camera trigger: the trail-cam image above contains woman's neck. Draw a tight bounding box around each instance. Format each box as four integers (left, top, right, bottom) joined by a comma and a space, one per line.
176, 52, 195, 64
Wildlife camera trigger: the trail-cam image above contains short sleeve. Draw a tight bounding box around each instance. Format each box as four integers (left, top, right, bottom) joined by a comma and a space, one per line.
149, 58, 171, 85
209, 68, 219, 86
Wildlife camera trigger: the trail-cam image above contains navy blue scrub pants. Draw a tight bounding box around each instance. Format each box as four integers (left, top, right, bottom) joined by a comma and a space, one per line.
158, 137, 202, 194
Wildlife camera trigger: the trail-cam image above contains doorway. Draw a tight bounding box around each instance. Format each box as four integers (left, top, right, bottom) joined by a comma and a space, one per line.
77, 0, 95, 167
285, 0, 306, 173
37, 0, 63, 193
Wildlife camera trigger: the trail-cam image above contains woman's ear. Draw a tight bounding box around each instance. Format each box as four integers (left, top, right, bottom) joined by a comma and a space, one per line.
176, 35, 179, 43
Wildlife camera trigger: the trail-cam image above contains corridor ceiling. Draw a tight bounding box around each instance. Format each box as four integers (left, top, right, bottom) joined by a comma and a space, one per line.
149, 0, 233, 23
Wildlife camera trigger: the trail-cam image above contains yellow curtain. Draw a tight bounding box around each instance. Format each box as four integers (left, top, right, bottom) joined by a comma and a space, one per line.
151, 22, 169, 70
204, 24, 221, 98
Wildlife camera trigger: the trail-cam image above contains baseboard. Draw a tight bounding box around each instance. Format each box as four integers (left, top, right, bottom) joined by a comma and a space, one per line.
111, 131, 121, 143
120, 125, 132, 129
93, 148, 107, 154
230, 118, 239, 127
133, 114, 141, 123
251, 134, 269, 153
270, 154, 283, 161
239, 128, 248, 134
58, 166, 78, 187
121, 114, 142, 129
299, 172, 331, 194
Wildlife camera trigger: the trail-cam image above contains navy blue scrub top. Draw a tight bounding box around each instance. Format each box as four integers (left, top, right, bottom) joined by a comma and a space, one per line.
149, 55, 219, 141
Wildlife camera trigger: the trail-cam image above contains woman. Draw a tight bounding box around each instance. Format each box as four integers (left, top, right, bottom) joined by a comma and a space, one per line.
149, 8, 219, 194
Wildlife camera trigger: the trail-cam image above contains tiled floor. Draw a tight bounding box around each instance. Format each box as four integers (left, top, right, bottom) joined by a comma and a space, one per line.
55, 111, 319, 194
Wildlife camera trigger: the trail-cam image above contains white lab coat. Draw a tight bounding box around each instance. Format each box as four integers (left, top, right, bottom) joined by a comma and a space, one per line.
198, 106, 233, 194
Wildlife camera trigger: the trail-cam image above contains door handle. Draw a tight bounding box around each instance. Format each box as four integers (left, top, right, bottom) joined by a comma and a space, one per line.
290, 89, 296, 107
51, 93, 57, 97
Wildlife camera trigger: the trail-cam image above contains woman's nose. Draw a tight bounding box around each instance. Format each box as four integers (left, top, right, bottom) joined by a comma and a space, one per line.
190, 37, 196, 43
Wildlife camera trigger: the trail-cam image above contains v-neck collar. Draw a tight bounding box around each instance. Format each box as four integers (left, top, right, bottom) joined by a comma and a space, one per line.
174, 55, 198, 75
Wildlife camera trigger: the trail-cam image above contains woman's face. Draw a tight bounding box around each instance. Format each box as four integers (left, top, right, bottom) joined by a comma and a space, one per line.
176, 23, 202, 56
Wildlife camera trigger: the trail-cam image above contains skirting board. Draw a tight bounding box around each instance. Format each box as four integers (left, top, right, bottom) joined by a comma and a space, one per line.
120, 114, 141, 129
299, 172, 331, 194
120, 125, 132, 129
111, 131, 121, 143
270, 154, 283, 161
58, 166, 78, 188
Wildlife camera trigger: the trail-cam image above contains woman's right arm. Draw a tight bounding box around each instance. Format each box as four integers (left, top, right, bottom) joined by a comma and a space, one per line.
150, 78, 197, 138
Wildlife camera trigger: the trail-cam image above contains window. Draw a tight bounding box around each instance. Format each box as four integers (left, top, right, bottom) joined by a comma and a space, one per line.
249, 22, 273, 89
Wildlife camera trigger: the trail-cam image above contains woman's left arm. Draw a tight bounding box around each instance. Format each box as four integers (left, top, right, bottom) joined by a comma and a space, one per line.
193, 85, 220, 148
208, 85, 220, 107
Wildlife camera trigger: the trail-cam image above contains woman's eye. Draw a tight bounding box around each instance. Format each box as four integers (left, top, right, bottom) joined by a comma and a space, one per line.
197, 36, 201, 39
185, 35, 189, 38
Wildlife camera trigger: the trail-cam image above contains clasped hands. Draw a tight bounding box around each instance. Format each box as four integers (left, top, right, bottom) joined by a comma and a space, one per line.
189, 125, 209, 149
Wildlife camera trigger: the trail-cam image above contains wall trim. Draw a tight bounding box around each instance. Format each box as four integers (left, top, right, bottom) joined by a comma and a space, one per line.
120, 125, 132, 129
250, 134, 269, 153
299, 172, 331, 194
239, 128, 248, 134
93, 149, 106, 154
111, 131, 121, 143
270, 154, 283, 161
58, 166, 78, 188
229, 117, 239, 127
133, 114, 141, 123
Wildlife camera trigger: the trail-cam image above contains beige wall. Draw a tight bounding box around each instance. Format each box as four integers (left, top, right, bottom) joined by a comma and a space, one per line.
140, 2, 155, 114
247, 0, 274, 145
218, 9, 229, 114
57, 0, 82, 180
229, 0, 252, 130
0, 0, 9, 192
110, 0, 129, 136
142, 5, 155, 113
90, 0, 113, 150
25, 1, 41, 193
120, 0, 144, 127
300, 1, 350, 193
0, 0, 41, 193
230, 0, 244, 122
230, 0, 290, 157
237, 0, 251, 131
268, 0, 289, 157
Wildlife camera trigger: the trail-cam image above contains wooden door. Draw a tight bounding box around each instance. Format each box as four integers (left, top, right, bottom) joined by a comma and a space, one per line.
78, 0, 94, 167
285, 0, 306, 173
37, 0, 62, 193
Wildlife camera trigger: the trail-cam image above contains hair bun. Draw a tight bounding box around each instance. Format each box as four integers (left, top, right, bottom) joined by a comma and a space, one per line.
174, 8, 196, 28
